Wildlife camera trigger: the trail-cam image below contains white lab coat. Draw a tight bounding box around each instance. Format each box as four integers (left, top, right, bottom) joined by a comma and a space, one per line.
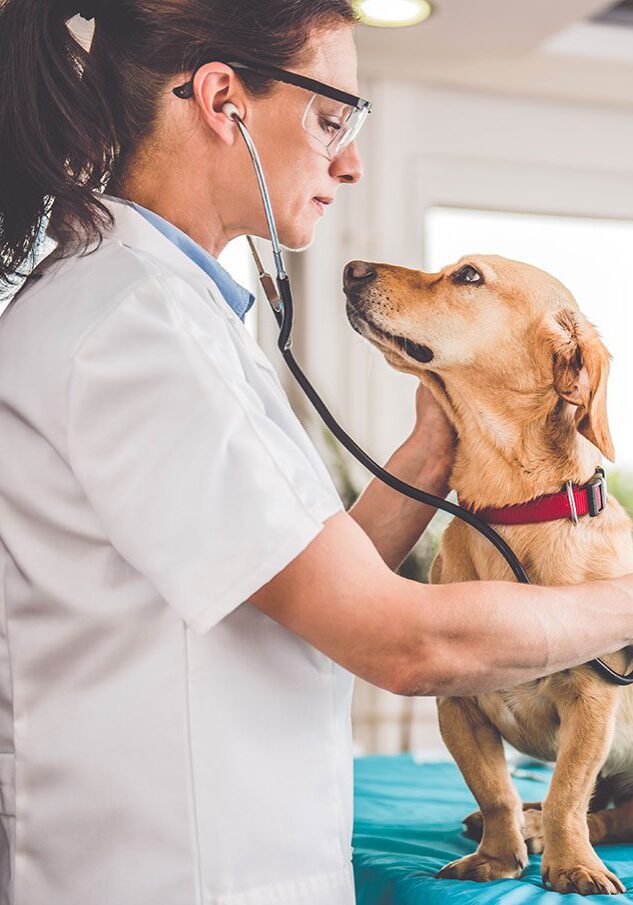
0, 196, 356, 905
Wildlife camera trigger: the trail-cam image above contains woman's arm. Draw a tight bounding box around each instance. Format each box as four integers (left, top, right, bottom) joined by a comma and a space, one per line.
249, 511, 633, 696
349, 383, 455, 570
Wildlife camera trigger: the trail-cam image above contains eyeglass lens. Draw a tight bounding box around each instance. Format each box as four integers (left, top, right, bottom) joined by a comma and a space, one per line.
302, 94, 367, 159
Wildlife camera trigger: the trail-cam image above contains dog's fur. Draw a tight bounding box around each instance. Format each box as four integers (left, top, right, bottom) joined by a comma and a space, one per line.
344, 254, 633, 896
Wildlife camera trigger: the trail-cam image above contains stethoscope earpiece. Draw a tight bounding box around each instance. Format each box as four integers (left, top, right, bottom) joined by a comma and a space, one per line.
222, 102, 241, 122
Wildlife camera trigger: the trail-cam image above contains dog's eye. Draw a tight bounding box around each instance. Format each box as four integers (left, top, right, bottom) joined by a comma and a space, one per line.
452, 265, 483, 285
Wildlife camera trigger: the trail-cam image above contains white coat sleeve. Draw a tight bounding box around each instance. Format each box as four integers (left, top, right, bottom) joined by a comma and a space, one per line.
66, 273, 343, 633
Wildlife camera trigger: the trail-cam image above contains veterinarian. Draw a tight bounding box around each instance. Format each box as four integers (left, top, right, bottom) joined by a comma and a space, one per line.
1, 2, 633, 904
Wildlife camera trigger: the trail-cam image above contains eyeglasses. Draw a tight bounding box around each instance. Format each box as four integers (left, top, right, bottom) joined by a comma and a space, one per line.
172, 59, 372, 160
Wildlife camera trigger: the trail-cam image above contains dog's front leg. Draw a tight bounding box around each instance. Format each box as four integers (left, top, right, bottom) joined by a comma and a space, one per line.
541, 680, 624, 896
436, 696, 528, 882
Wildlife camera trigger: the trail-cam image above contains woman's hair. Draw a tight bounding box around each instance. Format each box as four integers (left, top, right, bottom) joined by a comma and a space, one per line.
0, 0, 357, 288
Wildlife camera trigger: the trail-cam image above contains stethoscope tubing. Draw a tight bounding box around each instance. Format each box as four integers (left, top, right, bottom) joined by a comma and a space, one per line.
231, 111, 631, 686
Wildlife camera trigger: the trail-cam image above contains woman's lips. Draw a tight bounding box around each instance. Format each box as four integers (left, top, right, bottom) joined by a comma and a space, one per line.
313, 196, 333, 215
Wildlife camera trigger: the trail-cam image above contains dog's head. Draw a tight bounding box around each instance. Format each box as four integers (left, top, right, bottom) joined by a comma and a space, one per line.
343, 255, 614, 462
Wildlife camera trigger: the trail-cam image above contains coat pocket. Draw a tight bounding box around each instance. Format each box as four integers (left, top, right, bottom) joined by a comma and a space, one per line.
0, 751, 15, 905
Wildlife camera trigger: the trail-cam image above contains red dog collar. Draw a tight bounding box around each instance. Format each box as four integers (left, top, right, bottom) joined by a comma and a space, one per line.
462, 468, 607, 526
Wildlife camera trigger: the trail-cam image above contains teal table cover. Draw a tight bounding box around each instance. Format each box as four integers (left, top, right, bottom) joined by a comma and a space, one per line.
353, 754, 633, 903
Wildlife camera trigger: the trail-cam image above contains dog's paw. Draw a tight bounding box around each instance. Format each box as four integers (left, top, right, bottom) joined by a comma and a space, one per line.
437, 849, 527, 882
462, 809, 484, 841
463, 802, 544, 845
542, 858, 626, 896
522, 808, 544, 854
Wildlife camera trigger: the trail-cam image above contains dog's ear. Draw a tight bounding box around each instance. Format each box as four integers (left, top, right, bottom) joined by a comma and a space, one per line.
547, 308, 615, 462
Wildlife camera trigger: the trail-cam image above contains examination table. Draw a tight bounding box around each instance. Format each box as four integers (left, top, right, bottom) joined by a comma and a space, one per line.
353, 755, 633, 903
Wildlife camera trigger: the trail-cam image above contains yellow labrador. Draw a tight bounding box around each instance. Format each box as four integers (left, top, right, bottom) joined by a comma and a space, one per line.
343, 255, 633, 896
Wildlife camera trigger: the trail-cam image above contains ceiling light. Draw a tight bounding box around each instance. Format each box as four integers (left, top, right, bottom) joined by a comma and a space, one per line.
357, 0, 433, 28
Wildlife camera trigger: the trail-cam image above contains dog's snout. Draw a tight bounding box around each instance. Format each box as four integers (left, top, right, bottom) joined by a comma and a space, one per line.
344, 261, 377, 291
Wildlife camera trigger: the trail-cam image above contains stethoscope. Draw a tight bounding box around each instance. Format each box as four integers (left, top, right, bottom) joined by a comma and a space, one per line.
221, 101, 632, 686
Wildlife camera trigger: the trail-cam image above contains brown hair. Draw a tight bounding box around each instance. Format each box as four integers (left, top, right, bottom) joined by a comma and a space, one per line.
0, 0, 357, 289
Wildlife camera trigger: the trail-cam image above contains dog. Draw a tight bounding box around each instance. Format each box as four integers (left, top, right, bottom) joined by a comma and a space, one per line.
343, 254, 633, 896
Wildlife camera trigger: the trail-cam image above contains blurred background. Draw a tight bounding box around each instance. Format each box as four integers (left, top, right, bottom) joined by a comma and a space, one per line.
5, 0, 633, 758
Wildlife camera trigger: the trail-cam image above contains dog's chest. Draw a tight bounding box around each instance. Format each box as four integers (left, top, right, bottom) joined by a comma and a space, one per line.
478, 683, 633, 774
477, 683, 561, 763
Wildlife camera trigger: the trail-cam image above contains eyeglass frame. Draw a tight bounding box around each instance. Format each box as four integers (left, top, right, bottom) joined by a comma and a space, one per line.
172, 58, 372, 119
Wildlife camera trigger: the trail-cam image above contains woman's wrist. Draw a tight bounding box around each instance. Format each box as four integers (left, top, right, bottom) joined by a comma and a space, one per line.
613, 574, 633, 647
402, 429, 453, 496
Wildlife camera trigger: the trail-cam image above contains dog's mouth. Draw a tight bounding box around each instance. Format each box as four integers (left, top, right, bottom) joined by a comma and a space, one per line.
346, 298, 434, 365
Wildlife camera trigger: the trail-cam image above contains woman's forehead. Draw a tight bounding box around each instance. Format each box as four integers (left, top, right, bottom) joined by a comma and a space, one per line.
297, 25, 359, 95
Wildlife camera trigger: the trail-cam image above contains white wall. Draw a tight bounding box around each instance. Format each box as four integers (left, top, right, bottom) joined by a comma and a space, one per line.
256, 79, 633, 754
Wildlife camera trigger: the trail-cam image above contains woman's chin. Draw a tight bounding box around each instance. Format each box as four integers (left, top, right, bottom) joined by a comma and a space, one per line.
280, 225, 317, 252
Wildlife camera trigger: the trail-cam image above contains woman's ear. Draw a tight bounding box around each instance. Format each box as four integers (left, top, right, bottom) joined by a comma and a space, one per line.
547, 307, 615, 462
190, 63, 246, 145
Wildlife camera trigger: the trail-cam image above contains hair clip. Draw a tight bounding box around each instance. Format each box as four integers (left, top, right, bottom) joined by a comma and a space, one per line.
77, 1, 98, 21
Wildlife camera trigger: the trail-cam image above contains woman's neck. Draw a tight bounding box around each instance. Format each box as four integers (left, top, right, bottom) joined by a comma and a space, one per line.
104, 155, 233, 258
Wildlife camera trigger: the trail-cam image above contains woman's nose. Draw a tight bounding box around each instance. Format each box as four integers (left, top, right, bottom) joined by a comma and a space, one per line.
344, 261, 377, 291
331, 140, 364, 184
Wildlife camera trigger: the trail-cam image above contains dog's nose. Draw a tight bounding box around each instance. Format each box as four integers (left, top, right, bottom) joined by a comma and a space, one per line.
344, 261, 377, 290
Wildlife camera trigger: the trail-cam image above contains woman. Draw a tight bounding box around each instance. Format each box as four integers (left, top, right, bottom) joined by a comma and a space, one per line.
1, 2, 632, 904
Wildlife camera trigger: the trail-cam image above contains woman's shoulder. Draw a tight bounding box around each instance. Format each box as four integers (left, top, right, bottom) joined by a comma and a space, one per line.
6, 236, 222, 342
0, 236, 238, 409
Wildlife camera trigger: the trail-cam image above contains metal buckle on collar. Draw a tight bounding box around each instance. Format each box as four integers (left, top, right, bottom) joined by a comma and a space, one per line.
565, 480, 579, 525
564, 467, 607, 525
587, 466, 607, 517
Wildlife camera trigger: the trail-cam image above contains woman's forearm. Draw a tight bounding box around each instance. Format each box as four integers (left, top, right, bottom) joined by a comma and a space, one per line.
349, 435, 451, 571
399, 574, 633, 697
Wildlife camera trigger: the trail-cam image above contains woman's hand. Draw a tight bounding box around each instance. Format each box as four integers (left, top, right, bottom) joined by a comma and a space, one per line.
410, 382, 456, 489
348, 380, 457, 568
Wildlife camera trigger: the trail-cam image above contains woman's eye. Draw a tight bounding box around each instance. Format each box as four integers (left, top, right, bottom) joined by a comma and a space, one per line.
319, 115, 342, 135
452, 264, 483, 285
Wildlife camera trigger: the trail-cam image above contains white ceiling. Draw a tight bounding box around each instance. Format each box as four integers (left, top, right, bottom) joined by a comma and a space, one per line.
70, 2, 633, 110
356, 0, 633, 109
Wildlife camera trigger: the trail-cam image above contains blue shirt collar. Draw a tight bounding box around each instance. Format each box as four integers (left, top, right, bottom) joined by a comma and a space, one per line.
102, 194, 256, 322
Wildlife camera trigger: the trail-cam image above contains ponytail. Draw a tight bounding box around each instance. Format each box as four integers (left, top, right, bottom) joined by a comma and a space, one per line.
0, 0, 357, 290
0, 0, 120, 288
